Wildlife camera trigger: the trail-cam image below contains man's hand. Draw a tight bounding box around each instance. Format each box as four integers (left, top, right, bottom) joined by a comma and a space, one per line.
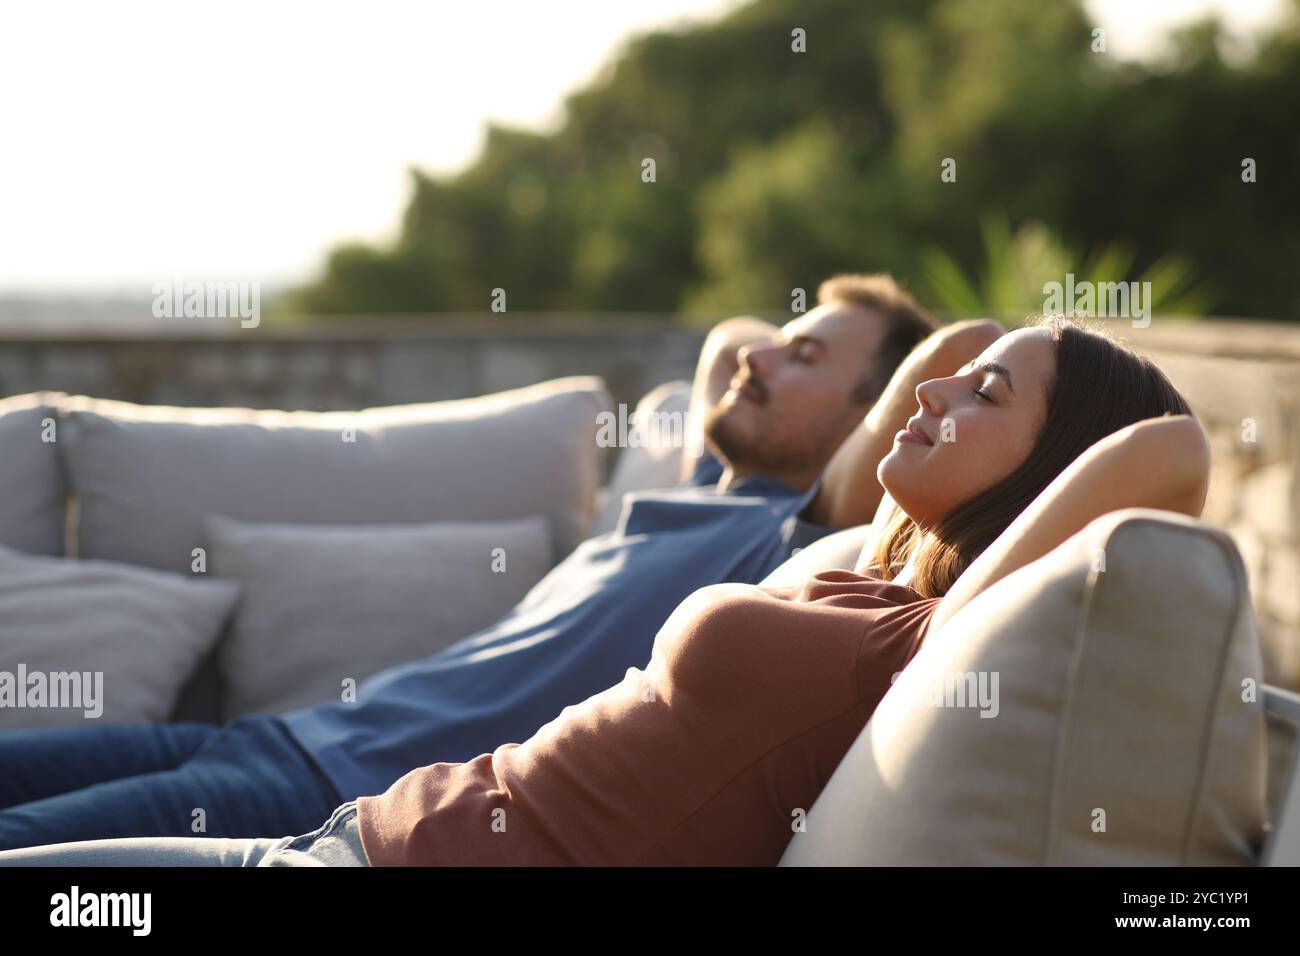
808, 319, 1005, 529
680, 315, 781, 483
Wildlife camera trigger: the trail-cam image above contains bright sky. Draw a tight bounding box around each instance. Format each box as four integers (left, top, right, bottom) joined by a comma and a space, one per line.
0, 0, 1287, 293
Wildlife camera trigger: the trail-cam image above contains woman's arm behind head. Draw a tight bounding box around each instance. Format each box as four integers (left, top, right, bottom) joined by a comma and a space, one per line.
926, 413, 1210, 636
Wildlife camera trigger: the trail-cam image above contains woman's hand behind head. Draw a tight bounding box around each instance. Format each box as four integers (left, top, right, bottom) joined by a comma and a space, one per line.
1107, 413, 1211, 517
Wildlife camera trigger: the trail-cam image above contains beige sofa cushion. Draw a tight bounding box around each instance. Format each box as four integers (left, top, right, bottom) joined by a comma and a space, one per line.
57, 377, 611, 573
207, 514, 553, 720
0, 392, 66, 556
760, 525, 872, 589
781, 509, 1269, 866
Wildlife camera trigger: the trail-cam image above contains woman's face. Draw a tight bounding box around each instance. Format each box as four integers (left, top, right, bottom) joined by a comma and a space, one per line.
878, 327, 1056, 528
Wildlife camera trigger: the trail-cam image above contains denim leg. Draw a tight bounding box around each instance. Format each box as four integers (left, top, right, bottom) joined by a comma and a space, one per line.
0, 722, 219, 810
0, 802, 368, 867
0, 835, 293, 867
258, 801, 368, 867
0, 717, 340, 850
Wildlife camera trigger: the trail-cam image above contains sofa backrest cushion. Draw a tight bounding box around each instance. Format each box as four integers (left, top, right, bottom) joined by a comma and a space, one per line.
56, 377, 611, 573
780, 509, 1269, 866
0, 392, 66, 557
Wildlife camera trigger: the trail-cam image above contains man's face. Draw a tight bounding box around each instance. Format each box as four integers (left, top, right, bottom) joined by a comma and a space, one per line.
703, 301, 889, 480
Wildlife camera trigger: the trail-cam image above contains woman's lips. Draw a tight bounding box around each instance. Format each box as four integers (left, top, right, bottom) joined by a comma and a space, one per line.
896, 422, 934, 446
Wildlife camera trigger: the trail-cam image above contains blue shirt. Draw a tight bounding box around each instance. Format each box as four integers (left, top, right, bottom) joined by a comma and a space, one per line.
280, 455, 832, 800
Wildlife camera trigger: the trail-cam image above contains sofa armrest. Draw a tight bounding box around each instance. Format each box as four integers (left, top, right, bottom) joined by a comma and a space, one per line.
781, 509, 1269, 866
1262, 685, 1300, 866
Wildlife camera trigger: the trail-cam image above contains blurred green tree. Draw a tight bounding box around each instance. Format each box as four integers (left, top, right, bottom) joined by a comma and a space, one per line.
281, 0, 1300, 322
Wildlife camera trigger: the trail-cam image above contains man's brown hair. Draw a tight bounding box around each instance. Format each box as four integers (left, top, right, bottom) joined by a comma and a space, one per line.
818, 273, 937, 405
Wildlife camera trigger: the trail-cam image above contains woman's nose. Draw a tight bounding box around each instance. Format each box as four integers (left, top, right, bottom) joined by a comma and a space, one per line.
915, 376, 946, 415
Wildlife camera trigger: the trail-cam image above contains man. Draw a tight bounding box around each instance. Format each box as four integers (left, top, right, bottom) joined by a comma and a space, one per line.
0, 274, 983, 849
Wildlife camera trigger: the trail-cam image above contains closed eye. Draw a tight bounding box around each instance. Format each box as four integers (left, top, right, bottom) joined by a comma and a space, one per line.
790, 339, 818, 363
973, 387, 994, 402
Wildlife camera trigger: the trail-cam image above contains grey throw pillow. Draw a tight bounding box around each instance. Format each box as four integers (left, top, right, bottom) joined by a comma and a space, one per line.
206, 514, 553, 720
0, 547, 239, 729
57, 377, 611, 573
0, 393, 66, 557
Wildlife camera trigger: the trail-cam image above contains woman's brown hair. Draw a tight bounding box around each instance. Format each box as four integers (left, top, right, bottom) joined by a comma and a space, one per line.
868, 316, 1195, 598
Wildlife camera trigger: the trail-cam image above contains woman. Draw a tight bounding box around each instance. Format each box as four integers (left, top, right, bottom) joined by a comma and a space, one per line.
0, 316, 1206, 866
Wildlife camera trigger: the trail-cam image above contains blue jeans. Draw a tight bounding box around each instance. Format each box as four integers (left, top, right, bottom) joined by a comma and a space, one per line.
0, 717, 341, 850
0, 801, 367, 866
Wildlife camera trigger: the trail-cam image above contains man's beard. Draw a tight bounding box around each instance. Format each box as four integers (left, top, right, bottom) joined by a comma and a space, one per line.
703, 400, 825, 477
702, 402, 757, 469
